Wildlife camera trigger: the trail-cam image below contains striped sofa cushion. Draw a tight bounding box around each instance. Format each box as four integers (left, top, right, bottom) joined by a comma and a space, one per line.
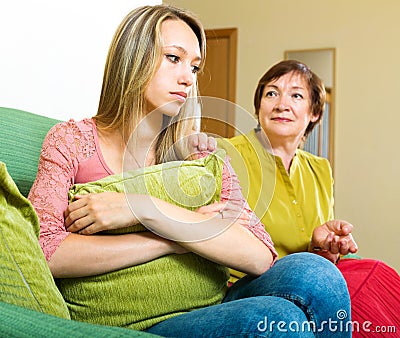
0, 107, 60, 197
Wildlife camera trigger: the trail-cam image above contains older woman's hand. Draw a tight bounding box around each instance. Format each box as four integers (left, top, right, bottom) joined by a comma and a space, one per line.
309, 220, 358, 262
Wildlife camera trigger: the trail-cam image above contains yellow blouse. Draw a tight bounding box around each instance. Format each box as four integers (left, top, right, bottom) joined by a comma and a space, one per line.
218, 130, 334, 259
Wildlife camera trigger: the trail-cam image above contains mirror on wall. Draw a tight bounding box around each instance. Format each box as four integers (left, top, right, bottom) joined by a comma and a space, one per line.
284, 48, 335, 165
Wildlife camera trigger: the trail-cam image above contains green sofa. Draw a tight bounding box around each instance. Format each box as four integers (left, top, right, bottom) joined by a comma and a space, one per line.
0, 107, 158, 337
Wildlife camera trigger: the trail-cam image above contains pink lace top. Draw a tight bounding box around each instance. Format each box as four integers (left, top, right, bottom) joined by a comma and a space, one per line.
28, 119, 277, 262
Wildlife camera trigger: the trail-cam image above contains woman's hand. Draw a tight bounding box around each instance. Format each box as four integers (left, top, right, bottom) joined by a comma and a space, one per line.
310, 220, 358, 262
64, 192, 139, 235
196, 201, 251, 227
189, 132, 217, 152
176, 132, 217, 160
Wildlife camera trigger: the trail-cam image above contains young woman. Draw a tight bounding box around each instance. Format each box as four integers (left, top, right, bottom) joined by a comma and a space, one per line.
29, 7, 351, 337
218, 60, 399, 336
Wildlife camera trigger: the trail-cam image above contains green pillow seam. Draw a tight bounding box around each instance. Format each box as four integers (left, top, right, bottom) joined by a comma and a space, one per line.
0, 226, 43, 312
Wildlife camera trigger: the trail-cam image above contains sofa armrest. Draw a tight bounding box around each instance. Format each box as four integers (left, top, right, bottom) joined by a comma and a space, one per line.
0, 107, 60, 197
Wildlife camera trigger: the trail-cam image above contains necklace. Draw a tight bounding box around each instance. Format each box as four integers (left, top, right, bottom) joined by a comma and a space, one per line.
125, 146, 144, 169
131, 152, 142, 169
124, 131, 158, 169
132, 152, 151, 169
126, 146, 156, 169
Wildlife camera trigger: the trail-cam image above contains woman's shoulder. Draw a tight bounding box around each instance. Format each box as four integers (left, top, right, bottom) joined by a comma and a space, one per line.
224, 132, 251, 147
44, 118, 95, 147
42, 118, 97, 160
218, 132, 256, 155
47, 118, 94, 137
297, 148, 329, 161
296, 149, 332, 173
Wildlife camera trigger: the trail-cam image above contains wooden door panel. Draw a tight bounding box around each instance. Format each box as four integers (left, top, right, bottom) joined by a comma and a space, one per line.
198, 28, 237, 138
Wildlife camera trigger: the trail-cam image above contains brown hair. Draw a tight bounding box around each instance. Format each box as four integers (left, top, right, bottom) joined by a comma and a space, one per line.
93, 5, 206, 162
254, 60, 326, 138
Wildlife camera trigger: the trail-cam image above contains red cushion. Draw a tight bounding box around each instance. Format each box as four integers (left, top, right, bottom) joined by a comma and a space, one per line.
337, 258, 399, 337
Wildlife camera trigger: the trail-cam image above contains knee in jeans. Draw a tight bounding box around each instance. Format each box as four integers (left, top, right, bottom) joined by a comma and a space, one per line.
279, 252, 340, 276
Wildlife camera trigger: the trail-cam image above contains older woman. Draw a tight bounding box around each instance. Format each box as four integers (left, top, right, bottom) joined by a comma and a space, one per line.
218, 60, 399, 337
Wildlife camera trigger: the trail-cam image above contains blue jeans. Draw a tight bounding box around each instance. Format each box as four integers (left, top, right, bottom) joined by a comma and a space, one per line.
145, 253, 351, 337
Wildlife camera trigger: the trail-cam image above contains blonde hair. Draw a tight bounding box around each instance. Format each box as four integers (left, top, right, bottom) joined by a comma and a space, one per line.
93, 5, 206, 163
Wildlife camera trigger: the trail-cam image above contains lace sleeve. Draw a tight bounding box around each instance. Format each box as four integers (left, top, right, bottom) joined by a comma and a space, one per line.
28, 120, 93, 261
220, 155, 278, 263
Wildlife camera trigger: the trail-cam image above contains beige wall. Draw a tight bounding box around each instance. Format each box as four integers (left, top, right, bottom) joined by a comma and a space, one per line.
165, 0, 400, 270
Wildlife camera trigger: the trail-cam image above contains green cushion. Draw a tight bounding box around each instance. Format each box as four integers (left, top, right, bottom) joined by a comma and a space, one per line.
0, 301, 158, 337
58, 150, 229, 330
68, 149, 226, 234
0, 107, 60, 197
0, 162, 70, 319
